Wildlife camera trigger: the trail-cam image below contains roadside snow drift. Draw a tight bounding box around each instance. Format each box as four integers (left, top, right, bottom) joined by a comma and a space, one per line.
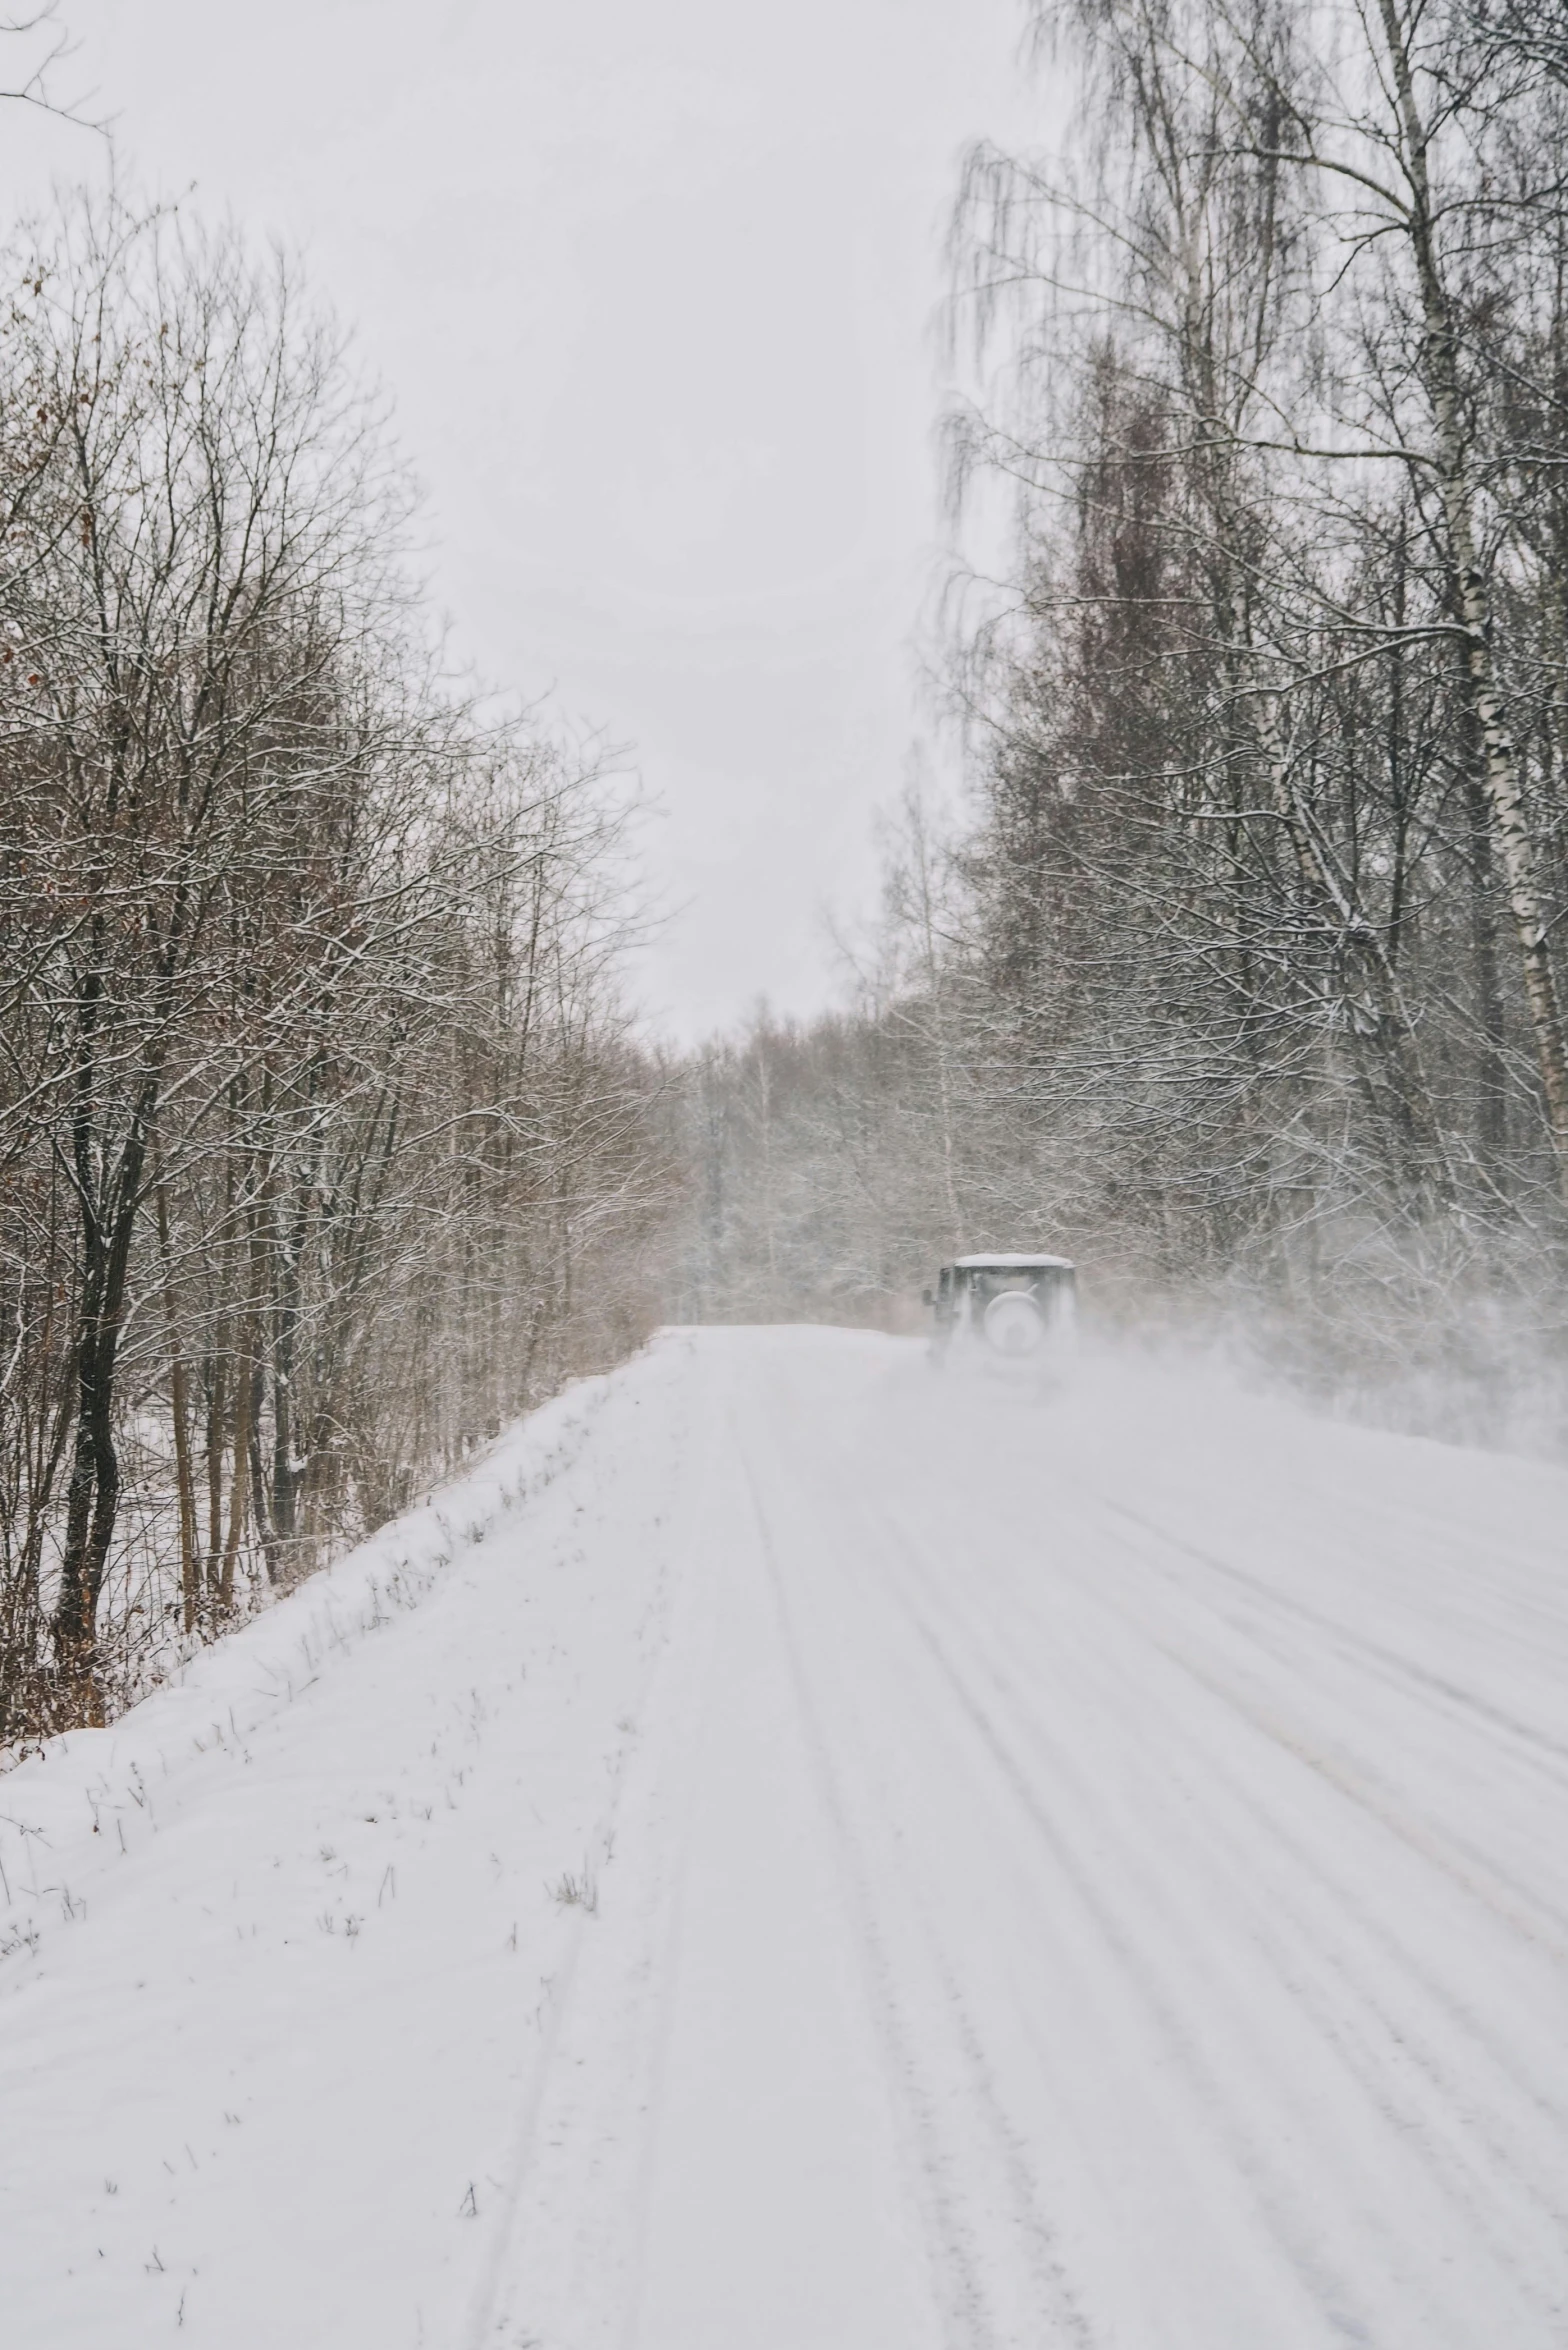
2, 1327, 1566, 2348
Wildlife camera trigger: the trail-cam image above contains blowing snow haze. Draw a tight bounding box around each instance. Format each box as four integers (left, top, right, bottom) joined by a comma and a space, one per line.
5, 4, 1568, 2346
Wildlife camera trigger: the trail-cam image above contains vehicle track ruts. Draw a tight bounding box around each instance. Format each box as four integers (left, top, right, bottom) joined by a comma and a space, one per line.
762, 1357, 1568, 2347
875, 1501, 1568, 2307
735, 1405, 1102, 2350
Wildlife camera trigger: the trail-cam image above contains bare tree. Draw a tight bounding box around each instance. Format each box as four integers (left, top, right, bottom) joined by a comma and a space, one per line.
0, 198, 676, 1737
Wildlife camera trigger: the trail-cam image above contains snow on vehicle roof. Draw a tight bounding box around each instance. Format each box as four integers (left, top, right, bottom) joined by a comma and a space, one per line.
953, 1253, 1074, 1269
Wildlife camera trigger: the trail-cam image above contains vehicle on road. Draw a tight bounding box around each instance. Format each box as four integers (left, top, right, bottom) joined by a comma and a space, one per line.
925, 1253, 1077, 1376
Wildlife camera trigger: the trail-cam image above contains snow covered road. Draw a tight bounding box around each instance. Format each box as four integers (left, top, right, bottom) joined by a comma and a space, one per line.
3, 1327, 1567, 2347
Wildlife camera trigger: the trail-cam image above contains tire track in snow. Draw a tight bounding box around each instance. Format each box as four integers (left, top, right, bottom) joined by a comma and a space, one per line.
737, 1357, 1489, 2343
733, 1426, 1098, 2350
465, 1339, 760, 2350
1049, 1492, 1568, 1959
1099, 1494, 1568, 1773
466, 1335, 1568, 2350
864, 1533, 1394, 2345
860, 1438, 1568, 2340
738, 1447, 1090, 2350
945, 1443, 1568, 1956
878, 1501, 1568, 2319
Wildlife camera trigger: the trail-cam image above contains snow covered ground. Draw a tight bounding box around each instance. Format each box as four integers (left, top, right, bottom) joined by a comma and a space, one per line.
3, 1326, 1566, 2348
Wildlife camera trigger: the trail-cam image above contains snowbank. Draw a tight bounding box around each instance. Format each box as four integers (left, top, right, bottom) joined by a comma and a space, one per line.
0, 1369, 613, 1961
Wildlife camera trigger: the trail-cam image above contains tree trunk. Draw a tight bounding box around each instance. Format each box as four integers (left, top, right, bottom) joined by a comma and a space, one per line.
51, 1107, 152, 1711
205, 1340, 226, 1599
219, 1317, 253, 1610
1376, 0, 1568, 1198
155, 1171, 203, 1633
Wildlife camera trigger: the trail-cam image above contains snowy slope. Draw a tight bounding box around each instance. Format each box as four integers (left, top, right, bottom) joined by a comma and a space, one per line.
2, 1327, 1566, 2348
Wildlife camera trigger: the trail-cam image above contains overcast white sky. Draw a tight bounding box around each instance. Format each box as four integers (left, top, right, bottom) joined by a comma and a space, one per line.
2, 0, 1044, 1042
